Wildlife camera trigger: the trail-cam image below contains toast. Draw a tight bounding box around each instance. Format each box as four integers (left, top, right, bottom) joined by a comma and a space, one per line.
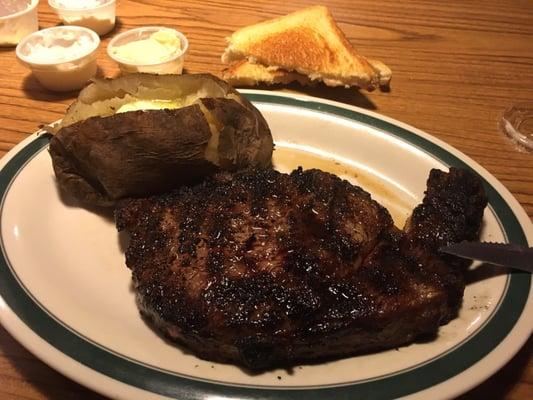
223, 59, 392, 88
222, 60, 312, 86
221, 5, 391, 90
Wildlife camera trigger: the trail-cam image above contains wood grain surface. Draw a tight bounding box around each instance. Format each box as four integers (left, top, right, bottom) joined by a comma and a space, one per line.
0, 0, 531, 399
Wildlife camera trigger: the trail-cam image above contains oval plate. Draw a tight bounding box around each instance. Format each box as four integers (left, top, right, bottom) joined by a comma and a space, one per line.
0, 91, 531, 400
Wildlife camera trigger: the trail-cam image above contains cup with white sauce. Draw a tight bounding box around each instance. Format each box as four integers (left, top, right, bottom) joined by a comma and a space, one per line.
0, 0, 39, 46
107, 26, 189, 74
48, 0, 116, 36
16, 25, 100, 91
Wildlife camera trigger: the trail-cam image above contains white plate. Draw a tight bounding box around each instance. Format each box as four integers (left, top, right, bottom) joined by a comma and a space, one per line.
0, 91, 531, 400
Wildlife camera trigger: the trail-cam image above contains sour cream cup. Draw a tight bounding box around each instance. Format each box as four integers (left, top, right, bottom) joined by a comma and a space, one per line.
16, 25, 100, 92
48, 0, 116, 36
107, 26, 189, 75
0, 0, 39, 46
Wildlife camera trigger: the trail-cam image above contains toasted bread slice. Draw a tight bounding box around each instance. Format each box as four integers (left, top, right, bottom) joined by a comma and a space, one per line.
221, 5, 390, 90
223, 59, 392, 88
367, 59, 392, 87
222, 60, 312, 86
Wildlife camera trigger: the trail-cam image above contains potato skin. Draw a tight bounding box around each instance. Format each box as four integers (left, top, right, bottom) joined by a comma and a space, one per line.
201, 97, 273, 169
49, 74, 273, 207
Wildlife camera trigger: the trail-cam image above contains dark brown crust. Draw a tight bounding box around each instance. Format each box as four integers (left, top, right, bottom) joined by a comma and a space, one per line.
405, 168, 487, 249
402, 168, 488, 320
115, 167, 487, 370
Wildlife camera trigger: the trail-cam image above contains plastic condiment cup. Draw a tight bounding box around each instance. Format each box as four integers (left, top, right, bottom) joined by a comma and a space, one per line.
16, 25, 100, 92
48, 0, 116, 36
0, 0, 39, 46
107, 26, 189, 75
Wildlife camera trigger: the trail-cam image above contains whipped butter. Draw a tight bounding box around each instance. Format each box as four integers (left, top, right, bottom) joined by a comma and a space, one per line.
111, 30, 181, 64
107, 27, 188, 74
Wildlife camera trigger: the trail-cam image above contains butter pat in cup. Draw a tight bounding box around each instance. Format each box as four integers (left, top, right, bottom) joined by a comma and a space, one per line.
16, 26, 100, 92
107, 27, 188, 75
48, 0, 116, 36
0, 0, 39, 46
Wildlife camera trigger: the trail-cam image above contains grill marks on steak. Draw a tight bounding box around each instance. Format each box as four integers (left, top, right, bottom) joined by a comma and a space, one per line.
115, 167, 487, 369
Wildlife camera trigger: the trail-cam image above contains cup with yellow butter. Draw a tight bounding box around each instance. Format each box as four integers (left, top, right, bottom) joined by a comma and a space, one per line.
107, 27, 188, 74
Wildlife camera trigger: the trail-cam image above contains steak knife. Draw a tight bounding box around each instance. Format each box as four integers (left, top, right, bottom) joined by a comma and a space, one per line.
440, 242, 533, 272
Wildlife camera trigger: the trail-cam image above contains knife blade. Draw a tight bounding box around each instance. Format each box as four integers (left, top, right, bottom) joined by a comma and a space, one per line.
440, 242, 533, 272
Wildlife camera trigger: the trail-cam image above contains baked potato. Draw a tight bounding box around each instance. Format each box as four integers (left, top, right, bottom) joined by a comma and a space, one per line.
48, 73, 273, 207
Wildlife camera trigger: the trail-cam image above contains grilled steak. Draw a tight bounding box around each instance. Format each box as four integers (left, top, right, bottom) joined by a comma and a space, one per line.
115, 167, 487, 370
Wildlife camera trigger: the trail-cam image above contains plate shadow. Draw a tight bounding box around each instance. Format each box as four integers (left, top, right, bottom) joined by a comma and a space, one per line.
235, 81, 378, 110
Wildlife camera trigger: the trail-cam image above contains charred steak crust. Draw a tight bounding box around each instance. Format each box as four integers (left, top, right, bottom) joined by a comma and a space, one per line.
115, 167, 487, 370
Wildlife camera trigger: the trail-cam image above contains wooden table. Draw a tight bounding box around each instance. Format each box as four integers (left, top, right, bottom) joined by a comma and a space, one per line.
0, 0, 531, 399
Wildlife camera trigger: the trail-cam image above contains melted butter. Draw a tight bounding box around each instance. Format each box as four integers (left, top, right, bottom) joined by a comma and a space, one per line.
272, 146, 412, 227
116, 99, 183, 113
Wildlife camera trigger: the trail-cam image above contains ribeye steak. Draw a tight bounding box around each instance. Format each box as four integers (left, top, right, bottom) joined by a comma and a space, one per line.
115, 167, 487, 369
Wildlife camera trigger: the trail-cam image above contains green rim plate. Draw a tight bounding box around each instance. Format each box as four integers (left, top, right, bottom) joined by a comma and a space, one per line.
0, 92, 531, 400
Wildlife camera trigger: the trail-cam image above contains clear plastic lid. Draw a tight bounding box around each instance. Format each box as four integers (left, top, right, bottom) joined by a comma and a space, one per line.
16, 25, 100, 66
500, 103, 533, 152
